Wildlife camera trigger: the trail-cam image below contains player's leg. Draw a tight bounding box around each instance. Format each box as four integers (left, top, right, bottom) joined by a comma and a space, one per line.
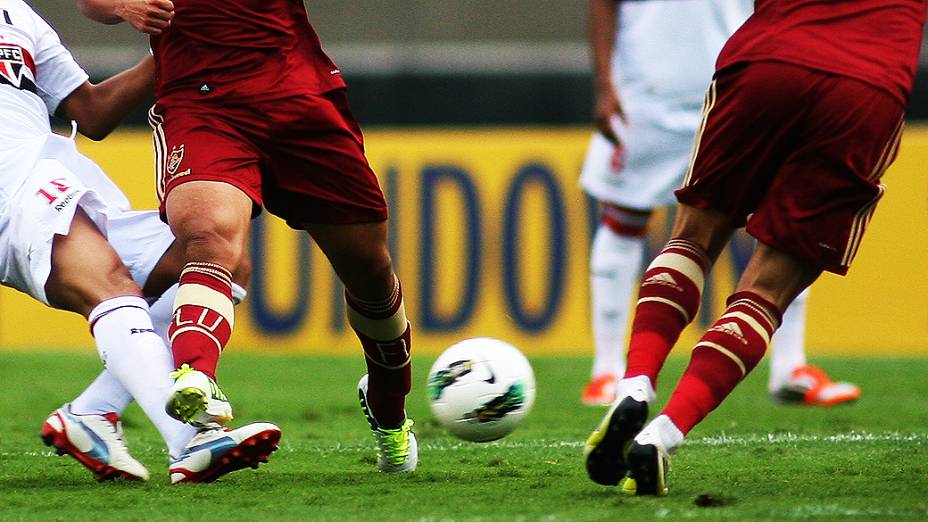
302, 220, 416, 471
624, 64, 906, 495
769, 289, 861, 405
261, 87, 414, 471
304, 221, 415, 472
620, 204, 733, 395
627, 242, 819, 495
149, 101, 273, 427
584, 203, 733, 486
159, 180, 252, 426
70, 206, 277, 482
42, 208, 178, 481
767, 288, 808, 394
66, 212, 252, 459
583, 204, 650, 405
585, 63, 797, 489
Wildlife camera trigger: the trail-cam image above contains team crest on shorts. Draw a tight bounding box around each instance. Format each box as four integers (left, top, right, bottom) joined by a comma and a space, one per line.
0, 43, 37, 93
167, 144, 185, 175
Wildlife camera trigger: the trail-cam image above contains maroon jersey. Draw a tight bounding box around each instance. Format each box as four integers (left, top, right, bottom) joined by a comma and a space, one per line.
150, 0, 345, 101
717, 0, 927, 105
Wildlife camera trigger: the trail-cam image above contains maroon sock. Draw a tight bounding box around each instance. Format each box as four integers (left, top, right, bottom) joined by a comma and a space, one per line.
168, 262, 234, 380
346, 277, 411, 429
663, 291, 782, 434
624, 238, 710, 388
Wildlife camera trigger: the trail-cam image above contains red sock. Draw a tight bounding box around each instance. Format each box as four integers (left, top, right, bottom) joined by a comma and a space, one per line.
169, 262, 234, 380
624, 238, 710, 387
663, 291, 782, 434
347, 276, 411, 429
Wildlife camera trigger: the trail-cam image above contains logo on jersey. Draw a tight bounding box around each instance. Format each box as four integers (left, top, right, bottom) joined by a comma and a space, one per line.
0, 43, 37, 93
166, 145, 185, 175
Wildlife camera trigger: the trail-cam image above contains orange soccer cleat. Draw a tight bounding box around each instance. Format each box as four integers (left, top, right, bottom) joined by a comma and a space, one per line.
581, 374, 619, 406
772, 365, 861, 406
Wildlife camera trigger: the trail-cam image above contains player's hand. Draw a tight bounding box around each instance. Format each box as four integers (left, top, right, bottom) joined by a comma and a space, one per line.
115, 0, 175, 35
593, 83, 625, 147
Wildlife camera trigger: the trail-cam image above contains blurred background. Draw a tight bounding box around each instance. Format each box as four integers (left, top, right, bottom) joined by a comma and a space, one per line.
34, 1, 928, 123
2, 1, 927, 357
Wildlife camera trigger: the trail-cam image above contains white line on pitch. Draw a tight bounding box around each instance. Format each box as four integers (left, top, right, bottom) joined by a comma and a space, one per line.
4, 432, 925, 458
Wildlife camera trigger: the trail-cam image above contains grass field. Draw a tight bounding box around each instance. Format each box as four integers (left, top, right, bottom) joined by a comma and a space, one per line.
1, 352, 927, 521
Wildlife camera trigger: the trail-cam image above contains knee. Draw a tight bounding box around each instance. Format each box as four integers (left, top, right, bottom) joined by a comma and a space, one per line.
172, 219, 247, 271
345, 244, 396, 296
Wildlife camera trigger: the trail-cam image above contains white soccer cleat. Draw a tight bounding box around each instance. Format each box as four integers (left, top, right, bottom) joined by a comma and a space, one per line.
165, 364, 234, 428
358, 374, 418, 473
169, 422, 281, 484
41, 406, 150, 481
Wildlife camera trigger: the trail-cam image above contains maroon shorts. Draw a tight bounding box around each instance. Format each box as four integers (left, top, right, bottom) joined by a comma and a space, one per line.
676, 62, 905, 275
148, 88, 388, 228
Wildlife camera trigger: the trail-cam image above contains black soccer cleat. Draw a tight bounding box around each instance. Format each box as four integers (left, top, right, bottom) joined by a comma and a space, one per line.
583, 396, 648, 486
626, 440, 670, 496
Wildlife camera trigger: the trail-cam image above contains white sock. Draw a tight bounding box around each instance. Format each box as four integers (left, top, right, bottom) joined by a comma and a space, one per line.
635, 414, 685, 453
615, 375, 656, 404
768, 288, 810, 392
589, 224, 644, 378
89, 295, 195, 457
148, 284, 177, 349
70, 370, 132, 415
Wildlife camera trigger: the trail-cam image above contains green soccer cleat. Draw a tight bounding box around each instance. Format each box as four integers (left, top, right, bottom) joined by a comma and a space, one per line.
583, 396, 648, 486
165, 364, 233, 428
358, 374, 418, 472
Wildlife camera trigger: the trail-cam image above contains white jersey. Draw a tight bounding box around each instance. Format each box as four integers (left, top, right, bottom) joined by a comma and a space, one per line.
581, 0, 753, 210
0, 1, 87, 141
0, 1, 130, 205
0, 1, 171, 304
612, 0, 752, 108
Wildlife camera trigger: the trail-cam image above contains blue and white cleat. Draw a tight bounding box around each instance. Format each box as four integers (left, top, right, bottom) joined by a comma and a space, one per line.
358, 374, 418, 473
41, 405, 149, 481
169, 422, 281, 484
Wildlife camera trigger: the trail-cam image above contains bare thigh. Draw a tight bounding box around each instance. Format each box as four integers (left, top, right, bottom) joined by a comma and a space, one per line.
45, 208, 141, 317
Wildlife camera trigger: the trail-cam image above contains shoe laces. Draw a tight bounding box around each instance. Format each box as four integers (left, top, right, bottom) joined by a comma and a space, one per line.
170, 363, 196, 380
376, 418, 414, 464
92, 413, 128, 447
170, 364, 228, 401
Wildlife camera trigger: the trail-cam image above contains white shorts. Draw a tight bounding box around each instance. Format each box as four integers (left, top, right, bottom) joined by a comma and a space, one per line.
0, 136, 173, 305
579, 99, 702, 211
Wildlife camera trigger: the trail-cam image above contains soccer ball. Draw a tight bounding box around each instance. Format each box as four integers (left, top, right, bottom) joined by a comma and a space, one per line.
427, 337, 536, 442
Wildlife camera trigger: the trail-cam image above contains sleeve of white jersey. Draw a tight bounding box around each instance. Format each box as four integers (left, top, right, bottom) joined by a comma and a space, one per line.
30, 11, 90, 115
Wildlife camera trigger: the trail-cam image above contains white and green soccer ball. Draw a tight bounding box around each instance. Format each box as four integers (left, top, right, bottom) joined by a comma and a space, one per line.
427, 338, 536, 442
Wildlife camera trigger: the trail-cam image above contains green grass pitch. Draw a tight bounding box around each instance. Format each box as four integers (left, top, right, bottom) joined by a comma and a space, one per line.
1, 351, 927, 520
